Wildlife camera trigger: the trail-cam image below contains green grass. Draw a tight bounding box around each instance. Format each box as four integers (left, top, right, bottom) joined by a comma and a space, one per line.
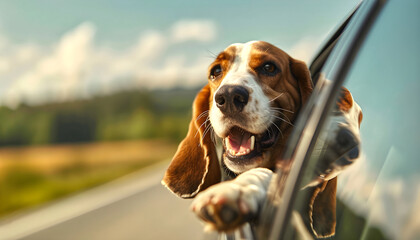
0, 160, 157, 218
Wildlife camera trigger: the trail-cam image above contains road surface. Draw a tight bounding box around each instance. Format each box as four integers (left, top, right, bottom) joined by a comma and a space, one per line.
0, 161, 217, 240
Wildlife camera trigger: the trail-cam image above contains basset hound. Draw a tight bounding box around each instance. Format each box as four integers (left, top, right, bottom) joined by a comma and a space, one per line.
162, 41, 362, 238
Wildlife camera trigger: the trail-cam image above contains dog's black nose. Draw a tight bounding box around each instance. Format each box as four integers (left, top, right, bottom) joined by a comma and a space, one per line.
215, 85, 249, 114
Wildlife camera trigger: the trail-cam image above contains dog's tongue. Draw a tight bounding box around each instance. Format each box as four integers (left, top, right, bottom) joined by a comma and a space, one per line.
225, 128, 255, 156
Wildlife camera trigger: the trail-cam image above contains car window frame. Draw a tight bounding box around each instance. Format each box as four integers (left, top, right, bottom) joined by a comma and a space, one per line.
255, 0, 387, 239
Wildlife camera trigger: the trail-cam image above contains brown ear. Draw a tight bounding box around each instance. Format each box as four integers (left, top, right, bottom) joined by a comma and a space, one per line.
309, 177, 337, 238
162, 84, 221, 198
336, 87, 354, 112
289, 57, 313, 105
337, 86, 363, 128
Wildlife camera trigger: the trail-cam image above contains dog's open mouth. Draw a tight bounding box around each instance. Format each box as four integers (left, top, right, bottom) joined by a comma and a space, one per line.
223, 125, 280, 160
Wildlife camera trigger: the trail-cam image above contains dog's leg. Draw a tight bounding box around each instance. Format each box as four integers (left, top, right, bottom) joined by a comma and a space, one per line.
190, 168, 273, 232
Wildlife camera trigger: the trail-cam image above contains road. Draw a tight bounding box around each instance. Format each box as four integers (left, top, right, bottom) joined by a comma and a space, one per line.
0, 162, 217, 240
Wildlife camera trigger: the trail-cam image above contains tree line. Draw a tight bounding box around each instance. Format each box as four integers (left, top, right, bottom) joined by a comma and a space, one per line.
0, 87, 199, 147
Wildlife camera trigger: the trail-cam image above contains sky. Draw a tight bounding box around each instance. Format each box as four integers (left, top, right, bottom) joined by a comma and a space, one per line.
0, 0, 360, 107
1, 1, 419, 238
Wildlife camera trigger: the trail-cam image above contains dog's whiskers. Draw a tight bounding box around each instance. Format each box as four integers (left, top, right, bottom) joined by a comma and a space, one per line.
195, 117, 210, 138
194, 110, 210, 138
267, 125, 273, 140
273, 115, 294, 127
271, 109, 294, 126
196, 110, 210, 122
205, 49, 218, 59
270, 107, 294, 126
271, 107, 294, 114
271, 109, 292, 122
269, 120, 284, 139
201, 124, 214, 143
269, 93, 284, 102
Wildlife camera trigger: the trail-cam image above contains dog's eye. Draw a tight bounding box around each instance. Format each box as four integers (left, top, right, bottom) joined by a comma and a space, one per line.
210, 65, 223, 80
260, 62, 279, 76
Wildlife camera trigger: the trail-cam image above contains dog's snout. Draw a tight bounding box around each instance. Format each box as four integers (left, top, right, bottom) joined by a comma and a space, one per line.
215, 85, 249, 114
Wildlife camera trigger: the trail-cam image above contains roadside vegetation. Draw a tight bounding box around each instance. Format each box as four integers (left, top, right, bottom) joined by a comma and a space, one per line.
0, 87, 198, 218
0, 87, 198, 146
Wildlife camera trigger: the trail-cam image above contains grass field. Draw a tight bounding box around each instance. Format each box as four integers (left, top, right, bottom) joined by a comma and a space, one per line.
0, 140, 177, 218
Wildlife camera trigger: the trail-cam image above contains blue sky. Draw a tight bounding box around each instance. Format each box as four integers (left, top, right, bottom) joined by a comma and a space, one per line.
0, 0, 359, 107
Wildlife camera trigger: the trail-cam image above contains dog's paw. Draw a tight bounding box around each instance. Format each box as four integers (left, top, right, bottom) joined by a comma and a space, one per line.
190, 182, 257, 232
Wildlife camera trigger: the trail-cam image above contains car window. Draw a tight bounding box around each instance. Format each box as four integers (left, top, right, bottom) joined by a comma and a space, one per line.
282, 1, 420, 239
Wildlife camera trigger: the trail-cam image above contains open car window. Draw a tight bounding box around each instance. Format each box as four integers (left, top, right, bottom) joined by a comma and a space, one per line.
255, 0, 391, 239
256, 0, 420, 239
326, 1, 420, 239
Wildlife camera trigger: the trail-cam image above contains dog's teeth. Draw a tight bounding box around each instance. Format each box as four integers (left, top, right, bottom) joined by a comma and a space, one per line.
245, 149, 250, 154
250, 136, 255, 151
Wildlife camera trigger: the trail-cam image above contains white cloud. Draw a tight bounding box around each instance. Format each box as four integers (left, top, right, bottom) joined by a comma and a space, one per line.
170, 20, 217, 43
56, 22, 95, 77
0, 21, 329, 108
337, 149, 420, 240
14, 43, 41, 65
131, 30, 167, 61
0, 58, 9, 74
337, 154, 374, 216
0, 19, 217, 107
402, 187, 420, 240
3, 23, 96, 105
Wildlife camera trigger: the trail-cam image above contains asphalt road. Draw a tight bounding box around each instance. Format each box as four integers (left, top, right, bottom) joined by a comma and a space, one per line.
0, 162, 217, 240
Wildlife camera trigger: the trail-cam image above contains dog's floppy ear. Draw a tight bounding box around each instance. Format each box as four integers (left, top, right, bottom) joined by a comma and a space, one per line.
289, 57, 313, 105
309, 177, 337, 238
162, 84, 221, 198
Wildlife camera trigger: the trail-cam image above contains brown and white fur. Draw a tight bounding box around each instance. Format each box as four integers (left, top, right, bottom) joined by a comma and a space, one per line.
162, 41, 362, 237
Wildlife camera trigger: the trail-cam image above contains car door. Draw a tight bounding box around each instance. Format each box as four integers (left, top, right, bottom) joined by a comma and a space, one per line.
255, 0, 420, 239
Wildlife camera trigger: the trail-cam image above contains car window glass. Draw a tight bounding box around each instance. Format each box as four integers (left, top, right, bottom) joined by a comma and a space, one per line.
284, 1, 420, 239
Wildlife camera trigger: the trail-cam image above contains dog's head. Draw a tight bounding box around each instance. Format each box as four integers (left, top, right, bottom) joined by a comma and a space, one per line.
208, 41, 313, 174
162, 41, 313, 198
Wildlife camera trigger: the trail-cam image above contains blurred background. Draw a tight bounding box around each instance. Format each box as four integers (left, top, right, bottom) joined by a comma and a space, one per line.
0, 0, 359, 238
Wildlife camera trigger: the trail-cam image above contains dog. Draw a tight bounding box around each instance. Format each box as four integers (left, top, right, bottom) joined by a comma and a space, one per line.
162, 41, 362, 237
